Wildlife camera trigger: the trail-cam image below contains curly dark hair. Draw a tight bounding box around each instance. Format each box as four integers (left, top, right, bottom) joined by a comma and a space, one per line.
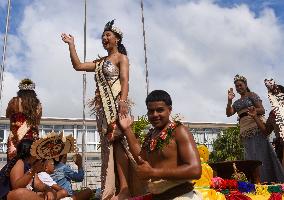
146, 90, 172, 106
278, 85, 284, 93
17, 90, 41, 126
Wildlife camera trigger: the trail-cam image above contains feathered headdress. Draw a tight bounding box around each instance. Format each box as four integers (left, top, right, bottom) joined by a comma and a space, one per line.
104, 19, 123, 38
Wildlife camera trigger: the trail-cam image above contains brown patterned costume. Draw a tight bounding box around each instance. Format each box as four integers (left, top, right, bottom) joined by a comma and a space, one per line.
90, 58, 135, 199
232, 93, 284, 182
6, 97, 41, 161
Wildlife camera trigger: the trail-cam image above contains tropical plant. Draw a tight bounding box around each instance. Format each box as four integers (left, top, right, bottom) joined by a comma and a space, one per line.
209, 126, 244, 162
131, 115, 150, 144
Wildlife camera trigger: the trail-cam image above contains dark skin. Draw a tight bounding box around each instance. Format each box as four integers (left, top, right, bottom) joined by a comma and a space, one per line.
61, 31, 129, 115
226, 80, 265, 117
43, 160, 68, 200
9, 157, 56, 200
248, 107, 284, 168
62, 30, 130, 199
119, 101, 201, 181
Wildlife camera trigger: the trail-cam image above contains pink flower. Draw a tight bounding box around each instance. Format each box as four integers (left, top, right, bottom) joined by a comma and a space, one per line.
150, 139, 157, 151
160, 130, 167, 140
169, 122, 176, 129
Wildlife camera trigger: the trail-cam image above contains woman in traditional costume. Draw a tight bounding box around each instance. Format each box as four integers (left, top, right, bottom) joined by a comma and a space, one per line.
226, 75, 284, 183
61, 20, 134, 199
6, 79, 42, 161
248, 79, 284, 168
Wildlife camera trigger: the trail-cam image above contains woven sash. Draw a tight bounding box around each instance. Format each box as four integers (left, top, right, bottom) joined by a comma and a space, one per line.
94, 59, 120, 125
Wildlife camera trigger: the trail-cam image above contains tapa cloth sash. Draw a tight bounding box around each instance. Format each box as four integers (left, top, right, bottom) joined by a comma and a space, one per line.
94, 58, 121, 125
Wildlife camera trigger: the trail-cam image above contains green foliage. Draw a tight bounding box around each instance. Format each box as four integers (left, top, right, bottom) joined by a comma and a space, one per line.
131, 115, 150, 144
209, 126, 244, 162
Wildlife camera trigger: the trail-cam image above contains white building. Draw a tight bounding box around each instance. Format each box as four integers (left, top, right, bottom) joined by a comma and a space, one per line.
0, 117, 236, 189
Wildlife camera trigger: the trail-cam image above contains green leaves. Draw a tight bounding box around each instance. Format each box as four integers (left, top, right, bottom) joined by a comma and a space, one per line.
131, 115, 150, 144
209, 126, 244, 162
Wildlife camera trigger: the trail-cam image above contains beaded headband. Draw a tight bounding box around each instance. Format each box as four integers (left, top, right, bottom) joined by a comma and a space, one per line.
234, 74, 247, 84
104, 19, 123, 38
18, 78, 35, 90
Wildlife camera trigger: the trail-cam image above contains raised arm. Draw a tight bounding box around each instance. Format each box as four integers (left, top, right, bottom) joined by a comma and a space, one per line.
118, 114, 142, 161
61, 33, 96, 72
226, 88, 236, 117
10, 159, 43, 189
118, 54, 129, 116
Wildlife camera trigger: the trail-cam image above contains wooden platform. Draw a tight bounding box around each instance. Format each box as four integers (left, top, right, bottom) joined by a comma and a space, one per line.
209, 160, 262, 183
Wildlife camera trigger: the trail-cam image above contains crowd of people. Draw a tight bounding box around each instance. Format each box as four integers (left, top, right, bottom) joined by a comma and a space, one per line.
0, 19, 283, 200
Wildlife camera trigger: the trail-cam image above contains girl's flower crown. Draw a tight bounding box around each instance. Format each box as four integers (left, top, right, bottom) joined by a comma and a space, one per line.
18, 78, 35, 90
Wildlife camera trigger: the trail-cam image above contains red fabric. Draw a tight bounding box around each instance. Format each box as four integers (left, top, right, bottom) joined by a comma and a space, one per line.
225, 179, 238, 190
226, 191, 252, 200
129, 193, 152, 200
268, 193, 282, 200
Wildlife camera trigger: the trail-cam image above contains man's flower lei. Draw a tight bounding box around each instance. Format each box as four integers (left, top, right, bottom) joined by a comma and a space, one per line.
146, 121, 181, 152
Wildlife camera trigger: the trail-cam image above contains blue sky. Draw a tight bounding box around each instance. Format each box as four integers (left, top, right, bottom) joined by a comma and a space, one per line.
0, 0, 284, 123
216, 0, 284, 22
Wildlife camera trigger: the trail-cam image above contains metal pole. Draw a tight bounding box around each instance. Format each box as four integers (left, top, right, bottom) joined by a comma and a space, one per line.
81, 0, 88, 188
0, 0, 12, 102
140, 0, 149, 95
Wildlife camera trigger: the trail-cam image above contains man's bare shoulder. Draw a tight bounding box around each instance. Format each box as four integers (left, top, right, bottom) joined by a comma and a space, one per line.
174, 124, 195, 143
174, 124, 191, 135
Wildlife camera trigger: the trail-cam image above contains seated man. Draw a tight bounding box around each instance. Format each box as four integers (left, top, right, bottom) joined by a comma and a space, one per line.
119, 90, 202, 199
38, 159, 68, 200
51, 154, 92, 200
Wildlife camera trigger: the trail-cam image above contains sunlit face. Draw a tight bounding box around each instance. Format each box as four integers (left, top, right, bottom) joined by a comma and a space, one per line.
147, 101, 172, 129
45, 159, 55, 174
102, 31, 118, 50
234, 80, 247, 94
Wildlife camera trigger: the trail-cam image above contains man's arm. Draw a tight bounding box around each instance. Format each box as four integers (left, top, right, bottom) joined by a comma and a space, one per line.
119, 114, 142, 162
51, 184, 63, 191
137, 125, 202, 180
248, 107, 274, 135
64, 165, 84, 182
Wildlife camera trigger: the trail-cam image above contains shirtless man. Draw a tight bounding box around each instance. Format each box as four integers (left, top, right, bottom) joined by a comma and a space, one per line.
119, 90, 202, 199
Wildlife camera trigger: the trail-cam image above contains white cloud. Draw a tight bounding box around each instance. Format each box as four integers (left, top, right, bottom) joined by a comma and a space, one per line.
0, 0, 284, 123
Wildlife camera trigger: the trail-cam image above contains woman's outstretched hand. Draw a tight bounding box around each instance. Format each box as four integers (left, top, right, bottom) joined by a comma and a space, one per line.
61, 33, 74, 45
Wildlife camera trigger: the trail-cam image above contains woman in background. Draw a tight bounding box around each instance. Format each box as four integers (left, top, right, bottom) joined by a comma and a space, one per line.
226, 75, 284, 183
6, 79, 42, 161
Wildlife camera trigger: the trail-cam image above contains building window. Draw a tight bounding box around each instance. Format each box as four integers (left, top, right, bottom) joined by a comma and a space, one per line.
0, 130, 4, 142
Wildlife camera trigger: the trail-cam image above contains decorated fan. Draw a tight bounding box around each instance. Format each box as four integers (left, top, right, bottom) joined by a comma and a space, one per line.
30, 132, 77, 160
